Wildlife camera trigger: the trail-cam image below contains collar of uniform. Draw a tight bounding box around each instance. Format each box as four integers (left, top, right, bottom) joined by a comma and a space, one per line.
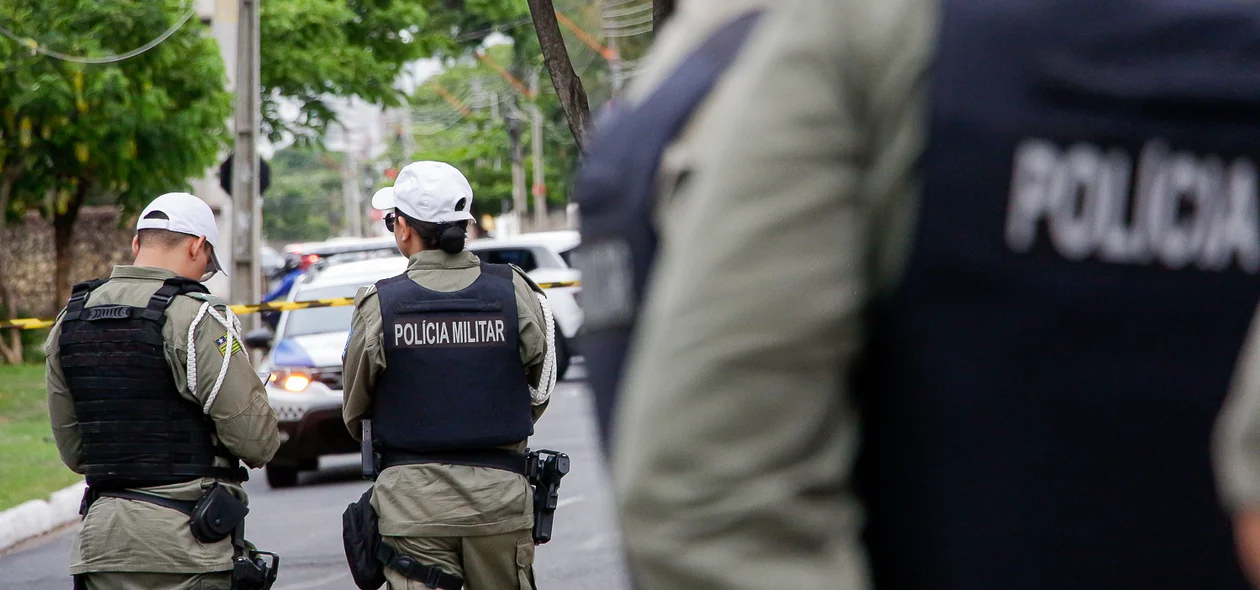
406, 250, 479, 271
109, 265, 180, 281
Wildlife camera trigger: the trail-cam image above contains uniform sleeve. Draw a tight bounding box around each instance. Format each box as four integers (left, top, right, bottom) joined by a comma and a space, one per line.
44, 313, 83, 473
343, 286, 384, 441
612, 0, 931, 588
182, 300, 280, 469
1215, 306, 1260, 511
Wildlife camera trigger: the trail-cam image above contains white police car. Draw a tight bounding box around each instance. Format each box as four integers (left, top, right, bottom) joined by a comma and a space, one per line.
252, 256, 408, 488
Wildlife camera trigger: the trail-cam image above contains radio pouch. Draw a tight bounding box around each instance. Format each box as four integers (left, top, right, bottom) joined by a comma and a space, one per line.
191, 483, 250, 543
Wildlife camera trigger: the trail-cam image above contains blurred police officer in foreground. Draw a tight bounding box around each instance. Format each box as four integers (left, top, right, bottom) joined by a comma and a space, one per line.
574, 0, 774, 451
613, 1, 1260, 588
46, 192, 280, 590
343, 161, 557, 589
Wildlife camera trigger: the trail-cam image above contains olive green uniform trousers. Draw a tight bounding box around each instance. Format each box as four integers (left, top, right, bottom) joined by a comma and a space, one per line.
383, 530, 536, 590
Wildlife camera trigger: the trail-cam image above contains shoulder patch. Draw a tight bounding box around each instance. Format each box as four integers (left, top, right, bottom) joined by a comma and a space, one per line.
215, 333, 245, 357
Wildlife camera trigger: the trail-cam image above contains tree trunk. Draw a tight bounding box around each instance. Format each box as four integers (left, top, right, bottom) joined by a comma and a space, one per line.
526, 0, 591, 151
0, 163, 23, 364
53, 181, 88, 311
653, 0, 676, 32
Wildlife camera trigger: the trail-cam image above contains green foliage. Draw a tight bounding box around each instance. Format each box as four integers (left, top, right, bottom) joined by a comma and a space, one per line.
405, 43, 578, 220
0, 0, 232, 216
261, 0, 530, 143
263, 147, 345, 243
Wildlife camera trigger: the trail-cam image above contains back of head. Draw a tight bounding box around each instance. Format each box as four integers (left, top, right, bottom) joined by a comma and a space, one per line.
371, 161, 476, 256
401, 212, 468, 254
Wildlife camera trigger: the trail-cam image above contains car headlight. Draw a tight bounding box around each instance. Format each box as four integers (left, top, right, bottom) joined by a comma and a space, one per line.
269, 368, 312, 392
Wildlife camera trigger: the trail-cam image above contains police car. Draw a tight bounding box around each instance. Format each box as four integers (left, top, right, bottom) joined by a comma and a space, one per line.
468, 230, 583, 379
252, 256, 408, 488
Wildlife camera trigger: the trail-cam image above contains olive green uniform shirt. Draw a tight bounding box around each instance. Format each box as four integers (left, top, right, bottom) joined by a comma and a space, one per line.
45, 265, 281, 575
612, 0, 933, 588
342, 250, 549, 538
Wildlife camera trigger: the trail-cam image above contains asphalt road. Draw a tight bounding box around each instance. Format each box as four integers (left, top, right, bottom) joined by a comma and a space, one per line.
0, 368, 632, 589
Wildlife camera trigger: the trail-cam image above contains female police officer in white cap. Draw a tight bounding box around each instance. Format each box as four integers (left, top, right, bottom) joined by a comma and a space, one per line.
342, 161, 558, 589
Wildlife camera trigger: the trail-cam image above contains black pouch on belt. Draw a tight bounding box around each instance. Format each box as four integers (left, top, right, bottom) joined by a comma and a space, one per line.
342, 487, 387, 590
190, 483, 250, 543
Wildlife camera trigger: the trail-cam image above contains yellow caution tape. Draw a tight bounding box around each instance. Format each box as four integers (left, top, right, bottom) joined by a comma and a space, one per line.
0, 280, 581, 330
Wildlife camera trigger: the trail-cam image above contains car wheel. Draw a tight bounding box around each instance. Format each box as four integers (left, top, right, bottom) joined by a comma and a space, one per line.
555, 332, 571, 381
266, 464, 299, 489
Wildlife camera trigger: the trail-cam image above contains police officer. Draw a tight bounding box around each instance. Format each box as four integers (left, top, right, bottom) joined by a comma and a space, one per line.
612, 0, 1260, 589
574, 0, 773, 451
343, 161, 557, 589
46, 192, 280, 590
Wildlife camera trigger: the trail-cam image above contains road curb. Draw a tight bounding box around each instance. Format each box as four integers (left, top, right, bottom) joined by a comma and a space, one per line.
0, 481, 85, 553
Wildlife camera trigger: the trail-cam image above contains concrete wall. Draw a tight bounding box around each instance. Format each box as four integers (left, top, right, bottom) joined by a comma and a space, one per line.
3, 208, 135, 318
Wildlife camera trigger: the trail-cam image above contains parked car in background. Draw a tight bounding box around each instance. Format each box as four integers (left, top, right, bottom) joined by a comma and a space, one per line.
468, 231, 583, 379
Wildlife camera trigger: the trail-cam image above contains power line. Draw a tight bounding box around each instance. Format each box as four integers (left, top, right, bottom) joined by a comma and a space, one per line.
0, 5, 197, 65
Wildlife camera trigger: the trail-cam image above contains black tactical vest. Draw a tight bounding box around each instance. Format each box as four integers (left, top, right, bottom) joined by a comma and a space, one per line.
59, 278, 246, 490
573, 11, 764, 449
858, 2, 1260, 588
373, 263, 533, 453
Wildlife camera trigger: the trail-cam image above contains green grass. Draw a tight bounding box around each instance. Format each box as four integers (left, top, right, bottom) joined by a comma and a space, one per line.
0, 364, 81, 511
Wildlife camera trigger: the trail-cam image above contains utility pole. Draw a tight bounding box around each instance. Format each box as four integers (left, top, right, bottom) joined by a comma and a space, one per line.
508, 104, 527, 234
231, 0, 261, 324
530, 70, 547, 230
341, 150, 364, 237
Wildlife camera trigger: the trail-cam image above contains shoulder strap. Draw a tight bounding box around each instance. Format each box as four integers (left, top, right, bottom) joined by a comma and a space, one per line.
479, 261, 514, 281
63, 279, 108, 322
139, 278, 210, 322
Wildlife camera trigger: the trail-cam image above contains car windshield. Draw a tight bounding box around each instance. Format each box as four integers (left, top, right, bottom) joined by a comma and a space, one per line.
280, 284, 362, 338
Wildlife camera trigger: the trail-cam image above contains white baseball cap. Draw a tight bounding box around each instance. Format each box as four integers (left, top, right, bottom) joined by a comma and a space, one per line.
135, 192, 227, 276
371, 161, 475, 224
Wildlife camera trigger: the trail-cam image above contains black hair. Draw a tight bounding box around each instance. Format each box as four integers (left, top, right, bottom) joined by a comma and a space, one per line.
398, 211, 467, 254
136, 211, 192, 249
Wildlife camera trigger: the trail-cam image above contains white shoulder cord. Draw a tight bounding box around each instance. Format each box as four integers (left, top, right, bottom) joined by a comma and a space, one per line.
529, 290, 559, 405
187, 302, 243, 413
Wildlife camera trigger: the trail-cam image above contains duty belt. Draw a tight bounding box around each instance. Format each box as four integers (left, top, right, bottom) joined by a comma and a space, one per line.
378, 448, 528, 476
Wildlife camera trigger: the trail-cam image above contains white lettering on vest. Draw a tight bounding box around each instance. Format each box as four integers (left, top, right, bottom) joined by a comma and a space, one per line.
1006, 138, 1260, 273
392, 316, 511, 348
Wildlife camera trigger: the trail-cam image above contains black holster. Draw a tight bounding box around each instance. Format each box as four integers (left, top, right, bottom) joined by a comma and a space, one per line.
526, 449, 571, 545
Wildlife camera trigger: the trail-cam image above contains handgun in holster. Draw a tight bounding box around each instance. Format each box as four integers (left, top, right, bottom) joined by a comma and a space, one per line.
361, 419, 380, 480
526, 449, 570, 545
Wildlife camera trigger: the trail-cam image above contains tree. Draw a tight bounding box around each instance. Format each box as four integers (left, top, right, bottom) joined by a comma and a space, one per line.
0, 0, 233, 311
525, 0, 591, 151
402, 43, 579, 225
263, 147, 344, 243
260, 0, 526, 143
